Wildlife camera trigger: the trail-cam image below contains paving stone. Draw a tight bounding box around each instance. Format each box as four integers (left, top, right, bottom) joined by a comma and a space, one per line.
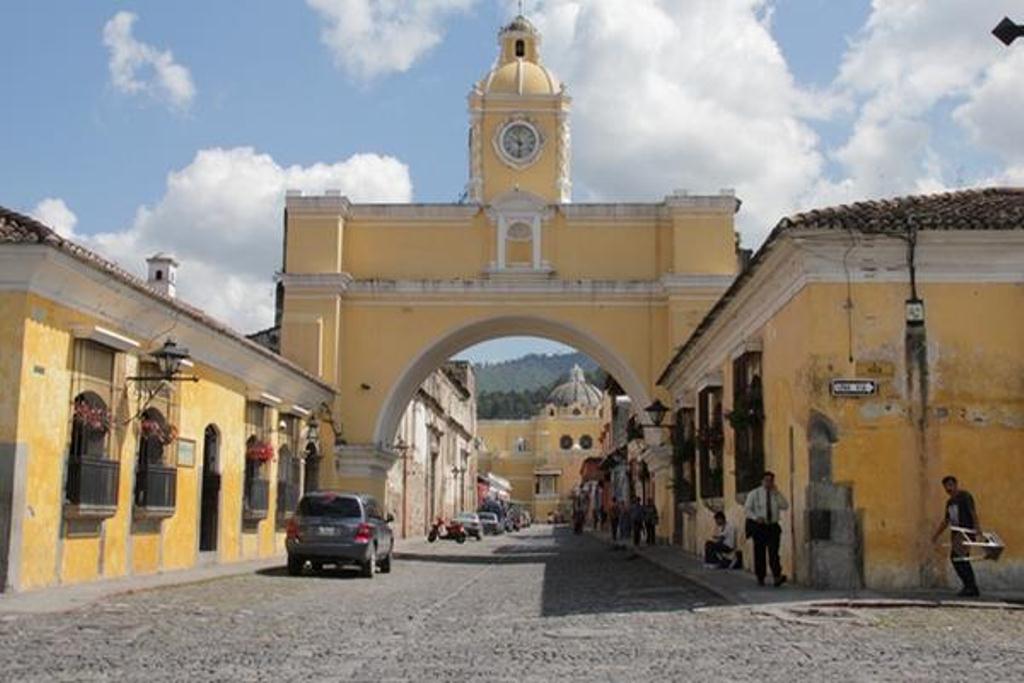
0, 527, 1022, 681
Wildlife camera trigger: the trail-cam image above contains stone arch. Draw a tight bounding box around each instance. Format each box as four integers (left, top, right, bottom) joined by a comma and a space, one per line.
372, 315, 652, 448
807, 410, 839, 483
805, 409, 861, 589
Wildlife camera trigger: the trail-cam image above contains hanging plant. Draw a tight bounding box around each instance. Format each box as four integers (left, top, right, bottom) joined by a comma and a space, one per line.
246, 440, 275, 463
73, 399, 110, 433
141, 418, 177, 445
725, 393, 764, 431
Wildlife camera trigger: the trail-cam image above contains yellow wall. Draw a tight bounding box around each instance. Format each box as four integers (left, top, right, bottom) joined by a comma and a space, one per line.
2, 292, 314, 592
675, 278, 1024, 590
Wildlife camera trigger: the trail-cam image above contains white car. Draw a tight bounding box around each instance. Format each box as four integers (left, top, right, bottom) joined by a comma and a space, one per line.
454, 512, 483, 540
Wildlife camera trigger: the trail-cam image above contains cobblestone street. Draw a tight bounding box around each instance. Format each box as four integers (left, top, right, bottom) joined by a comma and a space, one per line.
2, 526, 1022, 682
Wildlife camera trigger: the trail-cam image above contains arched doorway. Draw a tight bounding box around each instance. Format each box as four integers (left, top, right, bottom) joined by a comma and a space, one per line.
199, 425, 220, 553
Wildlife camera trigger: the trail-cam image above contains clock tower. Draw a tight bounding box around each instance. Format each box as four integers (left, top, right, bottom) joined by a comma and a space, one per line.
467, 15, 571, 205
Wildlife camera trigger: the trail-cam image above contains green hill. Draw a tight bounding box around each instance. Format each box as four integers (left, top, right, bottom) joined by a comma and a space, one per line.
473, 352, 606, 419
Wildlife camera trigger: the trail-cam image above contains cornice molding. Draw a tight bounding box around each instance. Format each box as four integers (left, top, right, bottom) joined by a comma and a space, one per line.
661, 230, 1024, 391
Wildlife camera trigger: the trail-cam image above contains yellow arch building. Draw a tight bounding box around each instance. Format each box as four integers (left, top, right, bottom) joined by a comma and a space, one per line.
279, 16, 739, 518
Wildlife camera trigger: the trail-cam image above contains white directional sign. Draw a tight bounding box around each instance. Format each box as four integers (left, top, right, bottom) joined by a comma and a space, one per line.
830, 379, 878, 397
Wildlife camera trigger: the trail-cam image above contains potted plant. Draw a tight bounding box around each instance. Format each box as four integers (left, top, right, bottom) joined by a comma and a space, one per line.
73, 399, 110, 433
140, 418, 177, 445
246, 440, 274, 463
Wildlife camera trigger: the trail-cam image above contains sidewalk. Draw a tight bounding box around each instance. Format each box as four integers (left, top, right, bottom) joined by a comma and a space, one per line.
587, 529, 1024, 610
0, 535, 435, 615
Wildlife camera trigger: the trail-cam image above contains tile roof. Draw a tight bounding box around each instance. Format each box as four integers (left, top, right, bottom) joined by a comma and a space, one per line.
657, 187, 1024, 386
776, 187, 1024, 234
0, 205, 332, 391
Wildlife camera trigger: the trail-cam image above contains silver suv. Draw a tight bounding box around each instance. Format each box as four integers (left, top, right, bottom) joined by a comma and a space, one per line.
286, 492, 394, 578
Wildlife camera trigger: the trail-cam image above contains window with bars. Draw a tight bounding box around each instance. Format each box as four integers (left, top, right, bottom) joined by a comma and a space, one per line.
65, 340, 120, 513
276, 414, 302, 525
244, 402, 271, 520
671, 408, 696, 503
698, 386, 724, 499
731, 352, 765, 494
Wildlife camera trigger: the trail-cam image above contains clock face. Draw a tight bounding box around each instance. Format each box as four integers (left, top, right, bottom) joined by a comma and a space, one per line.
500, 122, 539, 162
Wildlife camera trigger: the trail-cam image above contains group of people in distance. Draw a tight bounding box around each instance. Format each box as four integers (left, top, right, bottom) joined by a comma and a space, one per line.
605, 496, 659, 549
704, 472, 986, 596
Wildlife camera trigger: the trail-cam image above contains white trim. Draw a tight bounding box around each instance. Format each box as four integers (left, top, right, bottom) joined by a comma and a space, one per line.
696, 372, 723, 394
72, 325, 140, 352
248, 391, 283, 406
287, 404, 311, 418
730, 338, 763, 361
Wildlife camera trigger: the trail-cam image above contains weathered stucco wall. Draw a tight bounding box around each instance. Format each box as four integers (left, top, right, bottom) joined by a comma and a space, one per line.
678, 278, 1024, 590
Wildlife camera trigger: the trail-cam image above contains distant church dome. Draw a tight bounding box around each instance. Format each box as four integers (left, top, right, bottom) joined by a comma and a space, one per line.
548, 365, 602, 408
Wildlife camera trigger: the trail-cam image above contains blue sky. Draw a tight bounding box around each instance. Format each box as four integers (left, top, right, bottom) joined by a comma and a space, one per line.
2, 1, 1022, 363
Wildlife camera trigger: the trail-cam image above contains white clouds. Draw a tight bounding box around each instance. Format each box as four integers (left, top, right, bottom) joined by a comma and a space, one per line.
82, 148, 412, 332
103, 11, 196, 110
306, 0, 476, 80
528, 0, 823, 243
816, 0, 1023, 203
953, 47, 1024, 162
30, 198, 78, 238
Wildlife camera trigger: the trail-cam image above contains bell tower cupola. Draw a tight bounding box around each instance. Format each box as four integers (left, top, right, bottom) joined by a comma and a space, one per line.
467, 13, 571, 205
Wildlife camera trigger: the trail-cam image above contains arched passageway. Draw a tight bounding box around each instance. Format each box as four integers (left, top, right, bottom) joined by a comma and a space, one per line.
374, 315, 652, 448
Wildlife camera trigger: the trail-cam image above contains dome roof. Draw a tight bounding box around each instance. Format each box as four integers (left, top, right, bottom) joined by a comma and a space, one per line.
480, 59, 560, 96
548, 365, 602, 408
502, 15, 537, 35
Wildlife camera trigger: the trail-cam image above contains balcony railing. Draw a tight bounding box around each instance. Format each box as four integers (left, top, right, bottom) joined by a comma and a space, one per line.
65, 457, 119, 518
244, 477, 270, 521
135, 464, 177, 518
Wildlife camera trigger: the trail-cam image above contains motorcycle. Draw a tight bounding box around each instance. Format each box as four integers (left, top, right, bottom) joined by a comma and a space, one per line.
427, 517, 466, 543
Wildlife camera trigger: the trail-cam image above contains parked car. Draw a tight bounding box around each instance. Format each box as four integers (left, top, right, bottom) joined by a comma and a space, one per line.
477, 511, 502, 535
454, 512, 484, 540
286, 491, 394, 578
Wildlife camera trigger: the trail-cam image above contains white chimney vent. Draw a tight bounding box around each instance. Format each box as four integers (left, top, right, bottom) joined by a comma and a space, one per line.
146, 253, 179, 298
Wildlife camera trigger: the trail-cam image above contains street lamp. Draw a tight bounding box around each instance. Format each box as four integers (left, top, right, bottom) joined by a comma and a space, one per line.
644, 399, 671, 428
128, 338, 199, 382
993, 17, 1024, 46
304, 417, 320, 451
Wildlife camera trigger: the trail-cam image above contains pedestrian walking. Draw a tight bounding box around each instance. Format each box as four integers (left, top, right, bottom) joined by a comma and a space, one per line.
644, 501, 659, 546
743, 471, 789, 587
617, 499, 631, 550
931, 475, 981, 597
629, 496, 644, 547
609, 498, 620, 542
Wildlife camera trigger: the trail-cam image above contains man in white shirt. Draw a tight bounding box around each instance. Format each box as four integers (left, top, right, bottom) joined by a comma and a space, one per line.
705, 511, 738, 568
743, 471, 789, 586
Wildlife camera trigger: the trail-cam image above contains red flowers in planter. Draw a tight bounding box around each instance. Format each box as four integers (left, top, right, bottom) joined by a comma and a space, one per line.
246, 440, 274, 462
73, 399, 110, 433
141, 418, 178, 445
